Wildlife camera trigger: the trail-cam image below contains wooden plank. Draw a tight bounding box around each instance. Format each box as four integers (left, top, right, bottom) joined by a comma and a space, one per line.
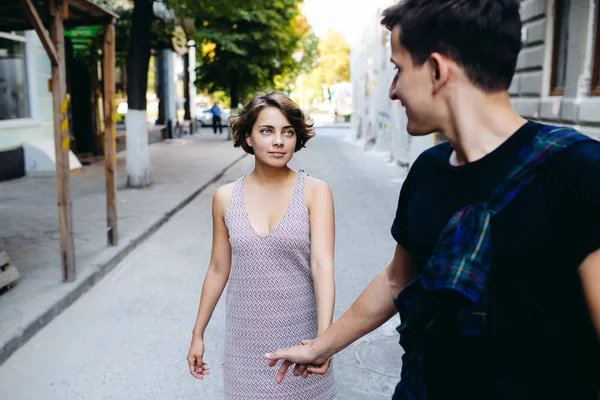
0, 265, 20, 290
103, 23, 118, 246
21, 0, 59, 66
0, 251, 9, 267
50, 0, 76, 281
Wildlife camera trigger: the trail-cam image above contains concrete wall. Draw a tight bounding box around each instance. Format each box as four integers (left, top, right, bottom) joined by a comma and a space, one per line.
512, 0, 600, 138
349, 4, 435, 168
0, 31, 54, 151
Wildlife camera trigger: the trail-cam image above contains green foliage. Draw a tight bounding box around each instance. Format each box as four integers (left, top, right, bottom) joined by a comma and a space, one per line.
318, 28, 350, 86
89, 0, 311, 108
82, 1, 175, 68
193, 0, 306, 107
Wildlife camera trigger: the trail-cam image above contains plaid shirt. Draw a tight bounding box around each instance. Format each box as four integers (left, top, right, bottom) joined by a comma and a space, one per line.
393, 125, 591, 400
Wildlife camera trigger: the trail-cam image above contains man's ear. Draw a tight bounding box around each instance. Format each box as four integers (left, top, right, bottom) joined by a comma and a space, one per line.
430, 52, 450, 93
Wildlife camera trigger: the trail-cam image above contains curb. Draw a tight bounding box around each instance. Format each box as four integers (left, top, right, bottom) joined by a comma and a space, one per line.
0, 153, 247, 366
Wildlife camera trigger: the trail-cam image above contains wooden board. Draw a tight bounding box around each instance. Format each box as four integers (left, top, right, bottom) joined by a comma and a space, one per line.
0, 264, 19, 290
0, 251, 9, 267
103, 23, 118, 247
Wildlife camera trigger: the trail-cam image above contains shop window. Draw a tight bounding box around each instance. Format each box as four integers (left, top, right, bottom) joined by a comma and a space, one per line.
0, 32, 29, 120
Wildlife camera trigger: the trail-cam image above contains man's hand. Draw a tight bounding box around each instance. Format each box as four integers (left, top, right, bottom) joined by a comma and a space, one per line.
264, 340, 330, 384
292, 340, 332, 379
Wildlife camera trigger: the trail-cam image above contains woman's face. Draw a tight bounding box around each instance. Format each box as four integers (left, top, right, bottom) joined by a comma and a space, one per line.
247, 106, 298, 167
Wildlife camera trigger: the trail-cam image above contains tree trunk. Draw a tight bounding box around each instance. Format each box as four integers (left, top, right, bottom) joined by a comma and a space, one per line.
228, 69, 238, 140
156, 50, 165, 125
125, 0, 153, 188
183, 51, 191, 121
121, 67, 127, 96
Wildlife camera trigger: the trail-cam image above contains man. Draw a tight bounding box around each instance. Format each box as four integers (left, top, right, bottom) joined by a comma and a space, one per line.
210, 101, 222, 134
265, 1, 600, 399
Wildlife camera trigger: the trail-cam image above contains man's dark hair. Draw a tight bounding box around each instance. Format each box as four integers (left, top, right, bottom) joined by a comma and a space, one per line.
381, 0, 522, 92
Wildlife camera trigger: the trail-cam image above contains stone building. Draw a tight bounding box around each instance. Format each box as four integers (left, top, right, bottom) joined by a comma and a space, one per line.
350, 0, 600, 168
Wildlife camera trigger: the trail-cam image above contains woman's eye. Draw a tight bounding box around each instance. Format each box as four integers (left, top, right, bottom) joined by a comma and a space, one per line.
260, 129, 271, 135
284, 130, 295, 136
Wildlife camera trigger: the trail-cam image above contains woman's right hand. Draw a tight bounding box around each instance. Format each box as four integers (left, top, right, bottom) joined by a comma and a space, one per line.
187, 336, 210, 380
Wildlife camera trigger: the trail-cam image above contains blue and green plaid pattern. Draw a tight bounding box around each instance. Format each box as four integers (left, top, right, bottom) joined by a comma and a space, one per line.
393, 126, 591, 400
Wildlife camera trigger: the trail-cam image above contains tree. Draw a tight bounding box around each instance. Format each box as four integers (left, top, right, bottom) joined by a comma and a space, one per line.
317, 28, 350, 100
123, 0, 154, 187
194, 0, 305, 113
92, 0, 192, 187
273, 18, 319, 94
90, 0, 308, 180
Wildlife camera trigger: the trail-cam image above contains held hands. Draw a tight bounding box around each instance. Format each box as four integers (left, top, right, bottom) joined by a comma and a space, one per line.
264, 339, 332, 384
187, 337, 210, 380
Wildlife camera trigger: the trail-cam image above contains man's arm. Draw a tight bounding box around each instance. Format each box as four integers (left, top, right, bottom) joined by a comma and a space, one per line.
265, 244, 417, 383
579, 248, 600, 340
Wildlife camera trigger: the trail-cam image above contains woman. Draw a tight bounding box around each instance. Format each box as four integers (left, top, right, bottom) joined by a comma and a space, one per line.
187, 90, 337, 399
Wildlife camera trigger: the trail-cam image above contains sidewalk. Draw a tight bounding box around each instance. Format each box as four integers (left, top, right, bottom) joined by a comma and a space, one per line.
0, 131, 246, 365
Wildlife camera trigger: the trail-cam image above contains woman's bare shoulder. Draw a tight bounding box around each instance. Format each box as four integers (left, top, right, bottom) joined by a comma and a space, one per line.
213, 182, 236, 214
304, 176, 332, 208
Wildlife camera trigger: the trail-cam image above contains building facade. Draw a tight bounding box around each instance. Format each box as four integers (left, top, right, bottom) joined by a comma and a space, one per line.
512, 0, 600, 139
349, 3, 436, 168
350, 0, 600, 168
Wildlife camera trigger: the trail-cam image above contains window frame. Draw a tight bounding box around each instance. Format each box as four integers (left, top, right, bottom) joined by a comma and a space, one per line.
0, 30, 36, 128
591, 3, 600, 95
550, 0, 570, 96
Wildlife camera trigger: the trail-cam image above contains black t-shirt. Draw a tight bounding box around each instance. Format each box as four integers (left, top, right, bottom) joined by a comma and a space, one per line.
392, 121, 600, 400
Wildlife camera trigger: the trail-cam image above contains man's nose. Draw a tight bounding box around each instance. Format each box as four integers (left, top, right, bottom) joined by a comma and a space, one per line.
389, 83, 398, 101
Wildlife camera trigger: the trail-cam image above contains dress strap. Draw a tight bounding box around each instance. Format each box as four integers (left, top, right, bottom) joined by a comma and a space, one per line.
293, 169, 308, 205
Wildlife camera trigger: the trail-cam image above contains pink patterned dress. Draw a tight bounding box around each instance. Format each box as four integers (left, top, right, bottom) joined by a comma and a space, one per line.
223, 170, 337, 399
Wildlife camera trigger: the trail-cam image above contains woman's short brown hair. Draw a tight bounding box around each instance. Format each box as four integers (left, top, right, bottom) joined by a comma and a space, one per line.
229, 90, 315, 155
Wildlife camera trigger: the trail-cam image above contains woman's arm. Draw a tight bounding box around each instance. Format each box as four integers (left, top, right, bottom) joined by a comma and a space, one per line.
307, 178, 336, 335
191, 184, 233, 338
187, 184, 233, 379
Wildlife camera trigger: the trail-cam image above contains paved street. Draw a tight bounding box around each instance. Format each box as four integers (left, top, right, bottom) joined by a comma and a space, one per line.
0, 127, 408, 400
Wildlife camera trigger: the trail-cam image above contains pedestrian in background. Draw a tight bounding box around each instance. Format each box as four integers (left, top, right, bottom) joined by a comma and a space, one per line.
210, 101, 223, 134
265, 1, 600, 399
187, 90, 338, 399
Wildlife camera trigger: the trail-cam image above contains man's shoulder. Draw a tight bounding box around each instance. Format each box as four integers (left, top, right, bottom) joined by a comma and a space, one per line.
553, 130, 600, 172
411, 141, 452, 170
540, 128, 600, 198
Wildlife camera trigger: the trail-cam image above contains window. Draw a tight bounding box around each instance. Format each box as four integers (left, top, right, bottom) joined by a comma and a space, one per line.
0, 31, 29, 121
550, 0, 570, 95
592, 3, 600, 95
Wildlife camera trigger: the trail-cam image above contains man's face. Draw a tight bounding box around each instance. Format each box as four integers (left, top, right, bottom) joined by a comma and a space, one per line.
389, 25, 441, 136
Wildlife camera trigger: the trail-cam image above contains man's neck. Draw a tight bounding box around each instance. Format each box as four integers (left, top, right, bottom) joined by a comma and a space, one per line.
441, 88, 527, 167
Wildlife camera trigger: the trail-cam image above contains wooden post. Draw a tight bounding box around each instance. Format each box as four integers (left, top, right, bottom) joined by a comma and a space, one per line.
103, 23, 118, 246
49, 0, 76, 281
